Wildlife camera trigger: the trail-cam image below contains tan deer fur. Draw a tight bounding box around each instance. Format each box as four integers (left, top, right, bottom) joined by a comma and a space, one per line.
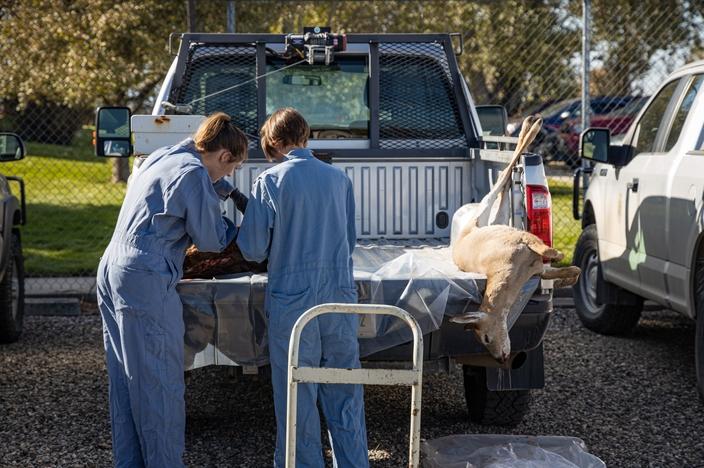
452, 225, 580, 362
450, 115, 580, 363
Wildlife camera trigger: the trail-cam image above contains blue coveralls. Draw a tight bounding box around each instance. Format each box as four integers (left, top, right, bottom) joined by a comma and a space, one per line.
97, 138, 236, 467
237, 148, 368, 468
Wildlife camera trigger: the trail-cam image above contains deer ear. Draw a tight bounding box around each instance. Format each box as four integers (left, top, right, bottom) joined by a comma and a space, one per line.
450, 311, 487, 327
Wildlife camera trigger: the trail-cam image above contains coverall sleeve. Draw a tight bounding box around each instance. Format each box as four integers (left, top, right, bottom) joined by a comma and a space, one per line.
346, 179, 357, 255
236, 176, 275, 263
212, 177, 235, 201
182, 170, 237, 252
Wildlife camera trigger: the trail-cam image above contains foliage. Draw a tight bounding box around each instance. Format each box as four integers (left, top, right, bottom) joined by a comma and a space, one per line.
1, 0, 702, 116
0, 0, 186, 111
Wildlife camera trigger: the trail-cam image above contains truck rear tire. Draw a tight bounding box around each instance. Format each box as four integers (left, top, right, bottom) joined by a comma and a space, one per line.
462, 365, 530, 427
695, 252, 704, 401
0, 231, 25, 344
573, 225, 642, 335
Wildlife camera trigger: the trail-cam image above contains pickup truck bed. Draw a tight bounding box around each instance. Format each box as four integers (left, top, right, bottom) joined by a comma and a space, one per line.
179, 240, 542, 371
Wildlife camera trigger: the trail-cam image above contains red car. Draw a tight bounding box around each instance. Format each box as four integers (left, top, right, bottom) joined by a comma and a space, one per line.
563, 96, 649, 154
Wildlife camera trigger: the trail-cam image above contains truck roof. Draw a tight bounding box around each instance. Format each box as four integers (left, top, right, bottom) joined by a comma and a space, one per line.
670, 59, 704, 77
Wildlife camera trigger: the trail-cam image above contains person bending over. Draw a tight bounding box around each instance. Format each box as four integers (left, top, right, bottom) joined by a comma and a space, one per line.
97, 112, 247, 467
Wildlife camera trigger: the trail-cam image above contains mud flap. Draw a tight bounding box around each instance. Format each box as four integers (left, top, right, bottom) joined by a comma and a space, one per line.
486, 343, 544, 391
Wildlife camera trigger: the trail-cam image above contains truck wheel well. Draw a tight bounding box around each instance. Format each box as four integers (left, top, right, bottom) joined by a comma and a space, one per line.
581, 201, 595, 228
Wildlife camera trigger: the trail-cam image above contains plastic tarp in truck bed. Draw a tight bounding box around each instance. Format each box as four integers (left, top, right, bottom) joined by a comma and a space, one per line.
178, 240, 539, 370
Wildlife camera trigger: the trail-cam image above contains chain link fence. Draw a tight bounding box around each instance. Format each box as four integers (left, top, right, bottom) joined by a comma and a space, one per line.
1, 0, 701, 294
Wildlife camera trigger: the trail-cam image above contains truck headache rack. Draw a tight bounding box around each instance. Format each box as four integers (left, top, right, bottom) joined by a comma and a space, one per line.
168, 33, 478, 158
286, 303, 423, 468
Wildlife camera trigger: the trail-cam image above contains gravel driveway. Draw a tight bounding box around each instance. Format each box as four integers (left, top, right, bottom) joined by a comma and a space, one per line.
2, 306, 704, 467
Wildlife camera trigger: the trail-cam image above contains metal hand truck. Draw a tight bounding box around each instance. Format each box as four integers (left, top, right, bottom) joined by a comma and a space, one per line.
286, 303, 424, 468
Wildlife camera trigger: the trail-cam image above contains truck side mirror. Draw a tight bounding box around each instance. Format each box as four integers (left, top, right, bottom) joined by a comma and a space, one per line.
580, 127, 630, 168
580, 127, 610, 163
95, 106, 132, 157
0, 133, 25, 162
476, 105, 508, 136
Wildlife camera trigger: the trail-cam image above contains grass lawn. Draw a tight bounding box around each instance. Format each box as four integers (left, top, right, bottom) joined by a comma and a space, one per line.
3, 128, 125, 276
548, 176, 581, 265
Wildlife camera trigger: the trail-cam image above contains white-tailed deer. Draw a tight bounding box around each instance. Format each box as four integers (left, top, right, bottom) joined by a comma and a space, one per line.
451, 115, 580, 364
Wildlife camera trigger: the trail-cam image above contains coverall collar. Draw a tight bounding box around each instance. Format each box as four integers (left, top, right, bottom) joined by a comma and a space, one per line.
284, 148, 314, 160
178, 138, 199, 156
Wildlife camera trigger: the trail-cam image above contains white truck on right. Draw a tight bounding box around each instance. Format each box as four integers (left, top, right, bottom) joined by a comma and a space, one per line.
573, 60, 704, 397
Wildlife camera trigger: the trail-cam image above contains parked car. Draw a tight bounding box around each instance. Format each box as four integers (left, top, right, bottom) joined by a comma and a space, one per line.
572, 60, 704, 398
0, 133, 26, 344
562, 96, 649, 155
511, 96, 639, 168
505, 100, 559, 135
96, 31, 558, 426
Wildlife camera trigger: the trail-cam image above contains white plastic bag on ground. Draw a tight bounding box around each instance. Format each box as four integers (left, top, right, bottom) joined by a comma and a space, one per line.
421, 434, 606, 468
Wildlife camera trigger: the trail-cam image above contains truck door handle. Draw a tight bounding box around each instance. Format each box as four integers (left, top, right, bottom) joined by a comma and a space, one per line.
627, 178, 639, 193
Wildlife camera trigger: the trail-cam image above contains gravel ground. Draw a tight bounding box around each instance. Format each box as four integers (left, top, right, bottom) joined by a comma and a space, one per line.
2, 306, 704, 467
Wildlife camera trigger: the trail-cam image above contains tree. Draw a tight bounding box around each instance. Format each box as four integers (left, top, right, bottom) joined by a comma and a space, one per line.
0, 0, 188, 181
231, 0, 581, 115
572, 0, 704, 97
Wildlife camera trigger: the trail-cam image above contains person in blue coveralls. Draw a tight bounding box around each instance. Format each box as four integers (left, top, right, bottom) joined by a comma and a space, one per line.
97, 112, 248, 467
237, 108, 368, 467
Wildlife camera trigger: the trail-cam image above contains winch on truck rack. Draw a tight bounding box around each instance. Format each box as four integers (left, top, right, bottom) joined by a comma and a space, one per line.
94, 29, 555, 427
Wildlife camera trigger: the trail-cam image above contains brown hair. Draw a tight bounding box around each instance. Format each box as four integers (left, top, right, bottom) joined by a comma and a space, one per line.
193, 112, 248, 162
259, 107, 310, 161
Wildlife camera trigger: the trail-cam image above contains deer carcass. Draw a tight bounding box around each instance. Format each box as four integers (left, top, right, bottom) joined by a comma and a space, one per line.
183, 240, 267, 279
450, 115, 580, 364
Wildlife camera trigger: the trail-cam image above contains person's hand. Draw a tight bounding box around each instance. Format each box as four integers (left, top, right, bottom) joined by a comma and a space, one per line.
229, 188, 249, 214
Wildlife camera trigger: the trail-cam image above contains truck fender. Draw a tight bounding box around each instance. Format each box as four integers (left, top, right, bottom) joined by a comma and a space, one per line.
581, 200, 595, 229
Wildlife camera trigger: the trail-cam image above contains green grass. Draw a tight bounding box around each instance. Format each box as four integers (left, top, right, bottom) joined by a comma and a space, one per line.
549, 177, 581, 265
4, 128, 125, 276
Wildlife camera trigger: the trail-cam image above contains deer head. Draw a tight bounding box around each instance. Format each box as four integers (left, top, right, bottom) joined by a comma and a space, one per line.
451, 311, 510, 364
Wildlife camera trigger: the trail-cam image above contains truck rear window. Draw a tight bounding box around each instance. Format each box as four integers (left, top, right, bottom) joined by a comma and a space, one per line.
267, 56, 369, 139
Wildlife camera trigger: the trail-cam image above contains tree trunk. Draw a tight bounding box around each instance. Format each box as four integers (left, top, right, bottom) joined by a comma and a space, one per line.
111, 158, 130, 183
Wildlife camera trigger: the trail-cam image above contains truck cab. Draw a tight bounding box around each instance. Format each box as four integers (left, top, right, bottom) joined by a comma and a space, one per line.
97, 31, 555, 426
573, 60, 704, 398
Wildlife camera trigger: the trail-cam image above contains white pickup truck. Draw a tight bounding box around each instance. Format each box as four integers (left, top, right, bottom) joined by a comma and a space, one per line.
573, 60, 704, 398
96, 31, 556, 426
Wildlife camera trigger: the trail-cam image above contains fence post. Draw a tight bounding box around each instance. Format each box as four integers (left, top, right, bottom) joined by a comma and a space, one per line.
227, 1, 236, 33
186, 0, 197, 32
581, 0, 591, 132
581, 0, 591, 189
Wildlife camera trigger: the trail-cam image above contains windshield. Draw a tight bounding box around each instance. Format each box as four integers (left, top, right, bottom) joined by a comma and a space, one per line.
266, 56, 369, 139
539, 99, 575, 118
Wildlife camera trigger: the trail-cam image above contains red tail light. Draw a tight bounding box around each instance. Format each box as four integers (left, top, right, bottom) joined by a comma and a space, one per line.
526, 184, 552, 252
